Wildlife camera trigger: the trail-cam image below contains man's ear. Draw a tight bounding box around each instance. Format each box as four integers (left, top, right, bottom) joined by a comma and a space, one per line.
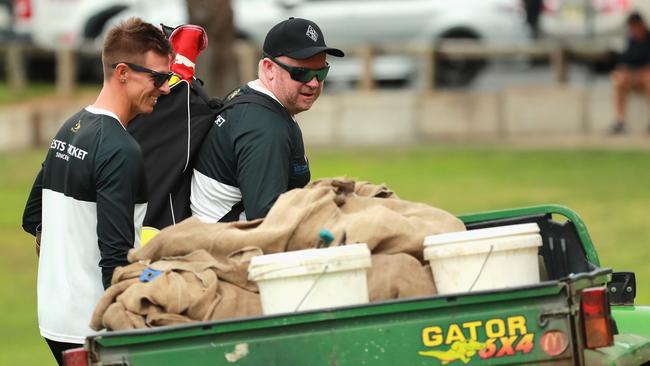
261, 58, 275, 80
112, 63, 128, 82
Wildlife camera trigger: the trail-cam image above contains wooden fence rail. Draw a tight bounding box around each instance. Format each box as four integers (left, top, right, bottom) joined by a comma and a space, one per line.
354, 40, 613, 91
1, 39, 614, 94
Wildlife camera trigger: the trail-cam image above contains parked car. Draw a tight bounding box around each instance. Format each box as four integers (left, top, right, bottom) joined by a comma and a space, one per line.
243, 0, 530, 87
11, 0, 30, 40
0, 0, 12, 40
541, 0, 631, 48
24, 0, 137, 49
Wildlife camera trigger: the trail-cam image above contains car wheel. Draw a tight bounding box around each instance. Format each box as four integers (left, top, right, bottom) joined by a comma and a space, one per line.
435, 30, 486, 88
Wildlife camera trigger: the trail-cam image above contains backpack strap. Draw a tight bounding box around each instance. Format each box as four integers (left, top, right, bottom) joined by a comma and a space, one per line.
216, 91, 291, 120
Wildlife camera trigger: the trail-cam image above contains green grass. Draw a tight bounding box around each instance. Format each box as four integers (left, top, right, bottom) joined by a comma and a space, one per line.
2, 146, 650, 365
0, 149, 48, 365
0, 82, 100, 105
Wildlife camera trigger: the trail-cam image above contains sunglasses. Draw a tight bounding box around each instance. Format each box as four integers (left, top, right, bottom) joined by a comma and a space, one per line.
264, 54, 330, 83
112, 62, 173, 88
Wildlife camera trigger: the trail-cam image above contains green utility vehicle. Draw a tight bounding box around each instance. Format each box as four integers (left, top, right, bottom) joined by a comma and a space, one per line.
63, 205, 650, 366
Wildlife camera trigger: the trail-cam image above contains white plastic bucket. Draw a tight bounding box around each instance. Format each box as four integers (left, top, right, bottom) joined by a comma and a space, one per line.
248, 243, 372, 315
423, 223, 542, 294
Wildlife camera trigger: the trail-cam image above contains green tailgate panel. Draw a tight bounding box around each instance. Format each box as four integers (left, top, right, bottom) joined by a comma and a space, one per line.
613, 306, 650, 340
94, 284, 577, 366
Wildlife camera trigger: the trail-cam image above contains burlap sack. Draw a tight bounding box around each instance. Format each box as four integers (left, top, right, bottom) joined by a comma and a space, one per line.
102, 302, 146, 331
94, 178, 463, 332
92, 249, 263, 331
367, 254, 437, 301
90, 278, 140, 330
129, 178, 464, 263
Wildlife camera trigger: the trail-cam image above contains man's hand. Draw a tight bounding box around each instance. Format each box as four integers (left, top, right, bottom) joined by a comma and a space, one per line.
35, 232, 41, 257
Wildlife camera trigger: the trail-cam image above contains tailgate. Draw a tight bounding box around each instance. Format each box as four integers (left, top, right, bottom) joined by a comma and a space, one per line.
89, 281, 576, 366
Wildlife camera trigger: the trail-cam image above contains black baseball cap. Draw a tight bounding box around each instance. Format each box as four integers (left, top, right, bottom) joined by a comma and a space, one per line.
263, 17, 344, 59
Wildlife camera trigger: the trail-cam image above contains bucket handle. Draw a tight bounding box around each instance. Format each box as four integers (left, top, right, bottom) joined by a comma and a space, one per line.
468, 245, 494, 292
294, 264, 330, 312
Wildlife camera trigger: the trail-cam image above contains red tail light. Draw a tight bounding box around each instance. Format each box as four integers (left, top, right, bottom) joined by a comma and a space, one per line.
13, 0, 31, 19
63, 347, 89, 366
581, 287, 614, 349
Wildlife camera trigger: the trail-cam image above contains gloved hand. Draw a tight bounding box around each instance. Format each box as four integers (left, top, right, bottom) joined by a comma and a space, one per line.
168, 24, 208, 85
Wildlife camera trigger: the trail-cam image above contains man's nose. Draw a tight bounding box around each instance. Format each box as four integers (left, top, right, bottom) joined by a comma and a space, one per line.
304, 76, 321, 88
159, 81, 171, 95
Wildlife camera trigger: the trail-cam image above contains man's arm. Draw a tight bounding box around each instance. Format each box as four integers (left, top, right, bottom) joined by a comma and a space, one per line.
95, 146, 143, 289
22, 166, 44, 236
234, 115, 291, 220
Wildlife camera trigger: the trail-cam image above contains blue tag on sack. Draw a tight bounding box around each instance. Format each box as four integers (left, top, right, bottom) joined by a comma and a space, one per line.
139, 268, 162, 283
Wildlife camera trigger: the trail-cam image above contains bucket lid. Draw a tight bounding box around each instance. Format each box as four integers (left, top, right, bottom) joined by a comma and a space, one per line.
248, 243, 372, 281
424, 223, 541, 247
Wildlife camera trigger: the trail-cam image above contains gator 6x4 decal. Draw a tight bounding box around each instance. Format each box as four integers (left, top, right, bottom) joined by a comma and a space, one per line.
419, 315, 535, 364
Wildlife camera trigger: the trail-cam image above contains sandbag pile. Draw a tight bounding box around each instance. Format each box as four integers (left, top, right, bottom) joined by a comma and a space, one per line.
90, 178, 465, 331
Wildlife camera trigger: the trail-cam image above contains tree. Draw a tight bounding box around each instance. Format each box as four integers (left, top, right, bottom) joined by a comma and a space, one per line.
186, 0, 240, 97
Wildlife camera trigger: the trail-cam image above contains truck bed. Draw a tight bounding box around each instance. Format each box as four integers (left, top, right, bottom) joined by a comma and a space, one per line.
83, 205, 650, 366
88, 279, 579, 365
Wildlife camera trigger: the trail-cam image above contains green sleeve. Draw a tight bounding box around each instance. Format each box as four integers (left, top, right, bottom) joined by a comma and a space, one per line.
22, 165, 44, 236
95, 143, 141, 289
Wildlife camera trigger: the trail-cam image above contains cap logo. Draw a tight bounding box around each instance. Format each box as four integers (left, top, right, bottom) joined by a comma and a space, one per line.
306, 25, 318, 42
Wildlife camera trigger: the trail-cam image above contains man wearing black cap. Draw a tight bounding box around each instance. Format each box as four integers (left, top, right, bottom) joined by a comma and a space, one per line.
190, 17, 344, 222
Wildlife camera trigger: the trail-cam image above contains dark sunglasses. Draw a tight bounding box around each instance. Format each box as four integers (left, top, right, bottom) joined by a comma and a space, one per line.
111, 62, 173, 88
264, 54, 329, 83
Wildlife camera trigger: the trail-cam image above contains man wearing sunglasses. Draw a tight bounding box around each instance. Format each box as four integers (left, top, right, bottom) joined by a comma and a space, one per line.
22, 18, 173, 365
191, 17, 344, 223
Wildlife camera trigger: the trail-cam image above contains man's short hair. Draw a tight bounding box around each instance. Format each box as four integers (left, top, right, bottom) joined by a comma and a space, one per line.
627, 11, 645, 26
102, 17, 173, 80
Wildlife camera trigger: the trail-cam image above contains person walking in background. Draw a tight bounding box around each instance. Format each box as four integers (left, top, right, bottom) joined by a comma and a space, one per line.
523, 0, 543, 40
21, 18, 173, 365
190, 17, 344, 223
611, 12, 650, 135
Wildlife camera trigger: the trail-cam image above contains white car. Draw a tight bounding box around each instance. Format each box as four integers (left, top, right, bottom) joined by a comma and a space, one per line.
28, 0, 530, 87
541, 0, 631, 49
26, 0, 140, 48
233, 0, 530, 86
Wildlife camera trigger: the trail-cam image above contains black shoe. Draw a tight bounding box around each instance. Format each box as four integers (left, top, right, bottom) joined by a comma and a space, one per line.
610, 122, 625, 135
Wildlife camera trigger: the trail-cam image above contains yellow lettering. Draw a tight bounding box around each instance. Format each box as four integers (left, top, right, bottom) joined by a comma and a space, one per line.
446, 324, 466, 344
422, 326, 443, 347
485, 319, 506, 338
507, 316, 527, 336
463, 321, 482, 339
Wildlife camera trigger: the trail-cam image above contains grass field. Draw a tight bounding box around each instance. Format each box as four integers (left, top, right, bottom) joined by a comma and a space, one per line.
1, 146, 649, 365
0, 83, 99, 106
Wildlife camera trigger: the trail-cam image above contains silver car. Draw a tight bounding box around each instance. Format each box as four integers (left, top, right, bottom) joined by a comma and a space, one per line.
233, 0, 530, 87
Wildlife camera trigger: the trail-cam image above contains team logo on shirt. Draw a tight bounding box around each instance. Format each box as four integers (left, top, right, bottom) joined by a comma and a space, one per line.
306, 25, 318, 42
215, 115, 226, 127
70, 120, 81, 133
